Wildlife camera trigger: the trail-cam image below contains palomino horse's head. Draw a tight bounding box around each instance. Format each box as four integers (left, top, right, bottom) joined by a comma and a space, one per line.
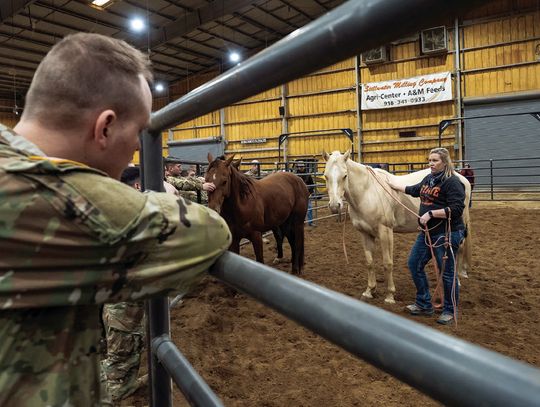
322, 150, 351, 215
205, 153, 239, 213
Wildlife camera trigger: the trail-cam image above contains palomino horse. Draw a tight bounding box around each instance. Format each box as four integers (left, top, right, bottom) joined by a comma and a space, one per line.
323, 150, 472, 304
205, 154, 309, 274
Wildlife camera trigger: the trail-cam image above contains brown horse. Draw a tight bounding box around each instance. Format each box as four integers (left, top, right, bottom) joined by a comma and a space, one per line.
205, 154, 309, 274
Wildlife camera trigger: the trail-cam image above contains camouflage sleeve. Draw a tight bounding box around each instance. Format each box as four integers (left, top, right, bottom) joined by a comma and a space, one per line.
166, 176, 203, 191
0, 160, 231, 309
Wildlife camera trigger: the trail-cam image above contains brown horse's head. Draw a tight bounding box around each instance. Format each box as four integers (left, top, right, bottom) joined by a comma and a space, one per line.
206, 153, 237, 213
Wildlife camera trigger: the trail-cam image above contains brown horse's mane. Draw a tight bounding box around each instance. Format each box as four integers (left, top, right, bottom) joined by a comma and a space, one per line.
230, 164, 256, 199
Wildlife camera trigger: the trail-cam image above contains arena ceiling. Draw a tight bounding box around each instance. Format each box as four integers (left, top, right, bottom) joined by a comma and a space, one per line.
0, 0, 347, 102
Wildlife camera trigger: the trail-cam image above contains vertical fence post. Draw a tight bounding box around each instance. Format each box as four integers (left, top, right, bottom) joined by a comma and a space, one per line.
141, 129, 172, 407
489, 159, 494, 201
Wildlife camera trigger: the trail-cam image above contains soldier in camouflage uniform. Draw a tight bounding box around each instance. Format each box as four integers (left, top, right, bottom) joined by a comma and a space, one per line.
0, 33, 230, 407
100, 166, 146, 402
101, 301, 146, 402
165, 162, 215, 203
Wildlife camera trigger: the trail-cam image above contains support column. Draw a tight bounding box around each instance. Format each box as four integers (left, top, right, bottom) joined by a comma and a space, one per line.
454, 18, 464, 162
219, 108, 226, 139
281, 84, 289, 163
140, 130, 172, 407
355, 56, 363, 162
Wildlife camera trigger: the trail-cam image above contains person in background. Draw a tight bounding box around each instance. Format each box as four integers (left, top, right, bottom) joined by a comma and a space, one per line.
101, 166, 147, 403
387, 147, 465, 325
294, 161, 315, 226
245, 159, 261, 177
165, 160, 215, 202
161, 162, 180, 195
0, 32, 230, 406
459, 163, 475, 207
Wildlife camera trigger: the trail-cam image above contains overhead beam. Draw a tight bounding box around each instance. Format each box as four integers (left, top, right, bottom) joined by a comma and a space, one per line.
280, 0, 314, 21
0, 0, 37, 23
137, 0, 256, 50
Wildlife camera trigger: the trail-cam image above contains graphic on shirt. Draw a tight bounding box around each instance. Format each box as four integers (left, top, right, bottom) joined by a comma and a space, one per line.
420, 185, 441, 205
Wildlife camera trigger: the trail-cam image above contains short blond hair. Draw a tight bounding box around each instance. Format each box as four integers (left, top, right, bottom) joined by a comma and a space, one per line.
23, 33, 153, 128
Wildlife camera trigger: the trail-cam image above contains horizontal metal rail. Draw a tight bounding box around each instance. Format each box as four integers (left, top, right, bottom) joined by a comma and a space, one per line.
152, 335, 224, 407
210, 252, 540, 407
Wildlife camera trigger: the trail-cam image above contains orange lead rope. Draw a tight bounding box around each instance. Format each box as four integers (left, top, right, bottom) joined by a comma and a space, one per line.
342, 205, 349, 265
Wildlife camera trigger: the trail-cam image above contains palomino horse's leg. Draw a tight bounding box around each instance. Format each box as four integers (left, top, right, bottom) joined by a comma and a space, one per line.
250, 232, 264, 264
358, 232, 377, 299
379, 225, 396, 304
456, 225, 472, 279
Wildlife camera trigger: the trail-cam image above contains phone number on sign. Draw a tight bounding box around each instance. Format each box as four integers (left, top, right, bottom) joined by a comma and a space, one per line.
383, 96, 427, 106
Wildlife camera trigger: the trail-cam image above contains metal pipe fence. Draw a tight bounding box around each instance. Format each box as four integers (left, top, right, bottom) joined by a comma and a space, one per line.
209, 252, 540, 407
152, 335, 224, 407
136, 0, 540, 405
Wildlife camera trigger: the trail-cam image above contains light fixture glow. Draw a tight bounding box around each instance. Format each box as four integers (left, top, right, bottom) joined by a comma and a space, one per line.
155, 83, 165, 92
229, 52, 241, 63
130, 18, 145, 32
92, 0, 112, 6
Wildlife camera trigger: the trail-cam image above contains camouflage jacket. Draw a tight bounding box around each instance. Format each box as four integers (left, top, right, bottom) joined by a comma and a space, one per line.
0, 124, 231, 406
166, 175, 208, 203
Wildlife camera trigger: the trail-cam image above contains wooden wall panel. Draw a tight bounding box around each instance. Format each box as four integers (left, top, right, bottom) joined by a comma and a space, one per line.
462, 9, 540, 97
226, 100, 280, 123
226, 120, 281, 139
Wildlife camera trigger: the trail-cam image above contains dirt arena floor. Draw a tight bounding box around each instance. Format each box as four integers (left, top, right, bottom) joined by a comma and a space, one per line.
126, 202, 540, 406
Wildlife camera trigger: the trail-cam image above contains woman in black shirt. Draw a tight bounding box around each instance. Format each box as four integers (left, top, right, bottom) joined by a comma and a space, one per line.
388, 148, 465, 325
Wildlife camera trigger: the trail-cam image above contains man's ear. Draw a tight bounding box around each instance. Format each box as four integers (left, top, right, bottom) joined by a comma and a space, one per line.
94, 110, 116, 150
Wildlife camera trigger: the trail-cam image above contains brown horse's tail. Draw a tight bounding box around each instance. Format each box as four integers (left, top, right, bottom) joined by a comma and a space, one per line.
295, 221, 305, 273
290, 176, 308, 274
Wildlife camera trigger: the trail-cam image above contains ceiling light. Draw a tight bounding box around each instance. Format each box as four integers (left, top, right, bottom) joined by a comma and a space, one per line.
155, 83, 165, 93
92, 0, 112, 6
130, 18, 145, 32
229, 52, 241, 63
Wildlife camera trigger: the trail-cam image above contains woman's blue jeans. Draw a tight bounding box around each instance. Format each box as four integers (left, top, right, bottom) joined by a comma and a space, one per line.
407, 229, 464, 314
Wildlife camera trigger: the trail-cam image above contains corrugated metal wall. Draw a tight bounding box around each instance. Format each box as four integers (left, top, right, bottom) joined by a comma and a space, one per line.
146, 0, 539, 170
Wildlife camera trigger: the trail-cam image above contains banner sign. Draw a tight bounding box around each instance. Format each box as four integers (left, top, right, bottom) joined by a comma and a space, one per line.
361, 72, 452, 110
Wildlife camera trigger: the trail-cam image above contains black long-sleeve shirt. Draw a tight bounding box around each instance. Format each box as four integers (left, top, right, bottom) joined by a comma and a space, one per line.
296, 171, 315, 195
405, 173, 465, 235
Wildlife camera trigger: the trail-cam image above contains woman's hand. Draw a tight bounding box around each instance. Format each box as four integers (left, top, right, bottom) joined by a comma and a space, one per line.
419, 212, 431, 226
387, 177, 404, 192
